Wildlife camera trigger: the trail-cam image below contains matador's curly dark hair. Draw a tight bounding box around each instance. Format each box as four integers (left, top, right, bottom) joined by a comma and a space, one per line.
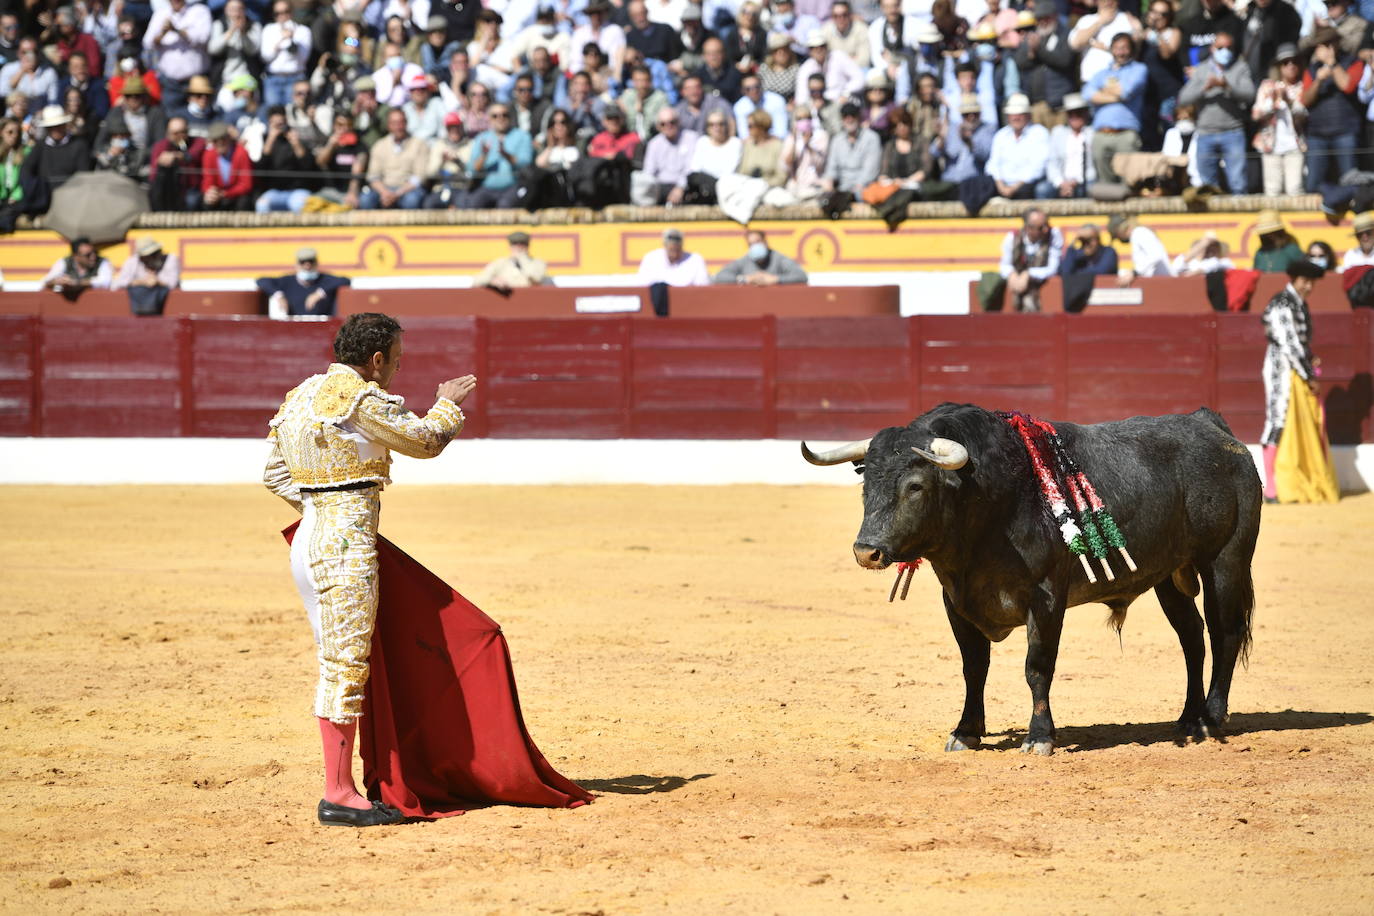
334, 313, 403, 366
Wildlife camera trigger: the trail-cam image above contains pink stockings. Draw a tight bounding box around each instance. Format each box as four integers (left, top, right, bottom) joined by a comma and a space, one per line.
318, 717, 371, 809
1263, 445, 1278, 500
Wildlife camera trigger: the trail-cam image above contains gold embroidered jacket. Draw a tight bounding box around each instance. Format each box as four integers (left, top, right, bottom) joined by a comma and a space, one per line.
263, 363, 465, 509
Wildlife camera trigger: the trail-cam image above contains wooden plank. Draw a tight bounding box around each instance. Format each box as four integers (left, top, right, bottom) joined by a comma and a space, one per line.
632, 317, 767, 349
634, 378, 765, 410
0, 317, 34, 436
776, 379, 913, 412
633, 348, 767, 380
776, 316, 909, 349
630, 409, 769, 438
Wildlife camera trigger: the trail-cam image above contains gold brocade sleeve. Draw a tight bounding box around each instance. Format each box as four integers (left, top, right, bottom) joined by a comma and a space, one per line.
351, 394, 465, 460
263, 433, 304, 512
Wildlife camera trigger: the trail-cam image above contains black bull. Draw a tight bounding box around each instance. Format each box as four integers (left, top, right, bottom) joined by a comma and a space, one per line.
803, 403, 1261, 755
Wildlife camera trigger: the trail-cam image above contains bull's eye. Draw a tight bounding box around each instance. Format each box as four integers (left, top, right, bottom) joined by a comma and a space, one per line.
905, 481, 923, 497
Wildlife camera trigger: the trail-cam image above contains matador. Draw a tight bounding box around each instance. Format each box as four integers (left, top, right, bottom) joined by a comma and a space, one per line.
263, 312, 476, 827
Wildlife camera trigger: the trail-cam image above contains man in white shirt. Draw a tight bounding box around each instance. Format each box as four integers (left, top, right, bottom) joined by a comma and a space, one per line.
1108, 213, 1175, 285
1039, 92, 1095, 198
570, 0, 627, 75
638, 228, 711, 286
371, 42, 426, 108
1069, 0, 1141, 83
985, 93, 1050, 199
260, 0, 313, 108
143, 0, 212, 111
1341, 211, 1374, 271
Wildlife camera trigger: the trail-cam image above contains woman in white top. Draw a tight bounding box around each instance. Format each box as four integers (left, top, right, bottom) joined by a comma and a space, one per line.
689, 112, 743, 178
1252, 45, 1307, 197
535, 109, 581, 171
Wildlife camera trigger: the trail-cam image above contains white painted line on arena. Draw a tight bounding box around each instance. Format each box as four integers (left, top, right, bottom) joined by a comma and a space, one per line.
1, 438, 1371, 492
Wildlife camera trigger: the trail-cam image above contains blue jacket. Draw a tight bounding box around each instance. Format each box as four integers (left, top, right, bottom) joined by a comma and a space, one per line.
469, 128, 533, 190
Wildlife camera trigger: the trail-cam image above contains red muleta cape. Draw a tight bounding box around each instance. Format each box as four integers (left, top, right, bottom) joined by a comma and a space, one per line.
283, 522, 593, 818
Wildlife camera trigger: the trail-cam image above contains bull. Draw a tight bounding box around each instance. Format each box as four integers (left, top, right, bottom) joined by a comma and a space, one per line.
802, 403, 1260, 755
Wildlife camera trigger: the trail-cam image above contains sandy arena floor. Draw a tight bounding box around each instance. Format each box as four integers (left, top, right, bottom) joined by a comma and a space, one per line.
2, 483, 1373, 914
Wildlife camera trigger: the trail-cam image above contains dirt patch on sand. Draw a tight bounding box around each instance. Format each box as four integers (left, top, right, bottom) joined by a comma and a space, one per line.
2, 484, 1372, 914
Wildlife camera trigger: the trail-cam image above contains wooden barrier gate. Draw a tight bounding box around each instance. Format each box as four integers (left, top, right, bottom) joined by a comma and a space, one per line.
2, 314, 1371, 444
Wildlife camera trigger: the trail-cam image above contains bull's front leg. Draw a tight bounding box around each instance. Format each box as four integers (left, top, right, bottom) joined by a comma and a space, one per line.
1022, 582, 1065, 756
943, 594, 990, 751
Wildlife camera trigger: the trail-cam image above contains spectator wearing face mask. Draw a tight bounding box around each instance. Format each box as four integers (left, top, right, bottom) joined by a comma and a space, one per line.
1178, 31, 1254, 194
261, 0, 314, 108
372, 41, 426, 108
714, 229, 808, 286
170, 75, 222, 139
257, 247, 351, 318
1161, 103, 1203, 187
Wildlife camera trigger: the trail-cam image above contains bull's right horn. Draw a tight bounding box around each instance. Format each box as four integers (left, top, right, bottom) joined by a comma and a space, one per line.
912, 437, 969, 470
801, 438, 872, 466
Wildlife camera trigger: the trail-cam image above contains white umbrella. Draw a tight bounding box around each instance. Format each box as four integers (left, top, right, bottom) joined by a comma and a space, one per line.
42, 171, 149, 246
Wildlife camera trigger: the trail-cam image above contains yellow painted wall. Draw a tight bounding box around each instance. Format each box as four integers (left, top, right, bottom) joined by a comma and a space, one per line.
0, 211, 1346, 283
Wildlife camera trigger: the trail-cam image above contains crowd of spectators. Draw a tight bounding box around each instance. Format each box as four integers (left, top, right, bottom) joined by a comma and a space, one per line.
6, 0, 1374, 227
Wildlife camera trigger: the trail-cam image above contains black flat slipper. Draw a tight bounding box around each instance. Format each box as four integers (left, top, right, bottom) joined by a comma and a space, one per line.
317, 799, 404, 827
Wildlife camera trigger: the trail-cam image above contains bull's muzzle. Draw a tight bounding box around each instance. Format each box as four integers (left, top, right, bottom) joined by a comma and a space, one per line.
853, 542, 888, 569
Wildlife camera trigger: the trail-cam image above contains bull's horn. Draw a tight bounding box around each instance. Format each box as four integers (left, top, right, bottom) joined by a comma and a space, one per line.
800, 438, 872, 466
912, 438, 969, 470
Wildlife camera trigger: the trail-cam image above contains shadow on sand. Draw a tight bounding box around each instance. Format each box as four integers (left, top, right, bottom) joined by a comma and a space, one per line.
577, 774, 714, 795
981, 709, 1373, 753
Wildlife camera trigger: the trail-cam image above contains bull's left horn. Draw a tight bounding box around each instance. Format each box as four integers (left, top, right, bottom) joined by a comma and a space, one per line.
801, 438, 872, 466
912, 438, 969, 470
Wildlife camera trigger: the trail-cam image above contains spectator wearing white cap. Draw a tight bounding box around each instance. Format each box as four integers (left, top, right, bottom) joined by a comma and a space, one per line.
18, 106, 91, 213
261, 0, 314, 108
793, 28, 864, 107
257, 247, 351, 318
1038, 93, 1095, 199
985, 93, 1048, 200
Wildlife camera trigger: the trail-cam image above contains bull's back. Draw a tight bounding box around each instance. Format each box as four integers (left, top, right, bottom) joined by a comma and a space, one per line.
1056, 409, 1260, 568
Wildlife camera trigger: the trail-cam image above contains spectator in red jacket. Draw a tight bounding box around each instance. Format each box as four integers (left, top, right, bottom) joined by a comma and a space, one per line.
148, 116, 205, 211
51, 7, 102, 75
200, 121, 253, 210
588, 107, 641, 159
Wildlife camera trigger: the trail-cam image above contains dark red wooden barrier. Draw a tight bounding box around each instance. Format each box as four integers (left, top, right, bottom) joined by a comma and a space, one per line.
2, 314, 1370, 443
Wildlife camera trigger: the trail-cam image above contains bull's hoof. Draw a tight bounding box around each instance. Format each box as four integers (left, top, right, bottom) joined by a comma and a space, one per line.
1020, 737, 1055, 756
945, 733, 982, 752
1178, 714, 1225, 743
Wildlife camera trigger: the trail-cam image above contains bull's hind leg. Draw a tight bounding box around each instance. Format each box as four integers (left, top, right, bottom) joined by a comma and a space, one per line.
1200, 542, 1257, 729
1154, 576, 1215, 741
943, 594, 989, 752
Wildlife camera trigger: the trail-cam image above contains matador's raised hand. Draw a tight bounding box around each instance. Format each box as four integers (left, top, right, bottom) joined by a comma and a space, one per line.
438, 375, 478, 405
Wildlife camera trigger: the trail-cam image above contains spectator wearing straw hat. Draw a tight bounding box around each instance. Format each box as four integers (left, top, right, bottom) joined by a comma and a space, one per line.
257, 247, 351, 318
113, 238, 181, 315
1253, 210, 1305, 273
97, 73, 168, 164
1084, 31, 1146, 186
986, 93, 1048, 200
143, 0, 212, 111
935, 95, 995, 184
1340, 211, 1374, 271
1039, 92, 1094, 199
475, 231, 551, 292
18, 105, 91, 212
170, 74, 221, 139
